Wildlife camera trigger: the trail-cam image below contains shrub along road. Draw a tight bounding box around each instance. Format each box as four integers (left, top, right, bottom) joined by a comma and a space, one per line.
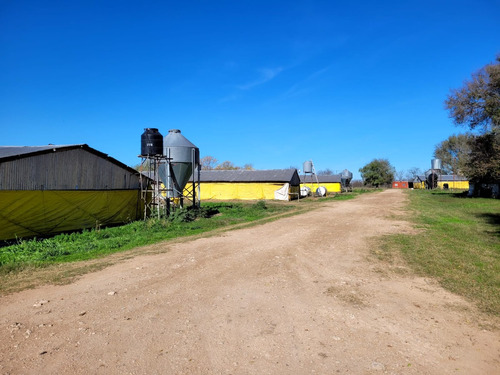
0, 189, 498, 374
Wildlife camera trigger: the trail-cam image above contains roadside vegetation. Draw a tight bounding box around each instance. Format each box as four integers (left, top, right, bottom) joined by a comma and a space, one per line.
0, 201, 291, 275
378, 190, 500, 315
0, 189, 375, 283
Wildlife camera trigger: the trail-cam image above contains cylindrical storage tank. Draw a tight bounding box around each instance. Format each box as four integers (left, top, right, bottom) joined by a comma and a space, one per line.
141, 128, 163, 156
303, 161, 313, 173
161, 129, 199, 198
316, 186, 327, 197
341, 169, 353, 180
300, 186, 311, 197
431, 158, 442, 171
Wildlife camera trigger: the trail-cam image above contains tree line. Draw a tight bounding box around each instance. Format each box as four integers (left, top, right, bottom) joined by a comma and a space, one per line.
436, 55, 499, 184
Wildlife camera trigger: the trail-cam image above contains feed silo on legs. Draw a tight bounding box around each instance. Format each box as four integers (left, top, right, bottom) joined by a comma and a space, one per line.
159, 129, 200, 208
341, 169, 353, 192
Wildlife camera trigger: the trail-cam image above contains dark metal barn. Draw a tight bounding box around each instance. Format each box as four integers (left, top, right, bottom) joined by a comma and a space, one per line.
0, 144, 142, 240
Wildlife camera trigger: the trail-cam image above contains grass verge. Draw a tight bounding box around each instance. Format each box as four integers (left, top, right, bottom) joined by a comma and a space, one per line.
377, 189, 500, 315
0, 201, 292, 274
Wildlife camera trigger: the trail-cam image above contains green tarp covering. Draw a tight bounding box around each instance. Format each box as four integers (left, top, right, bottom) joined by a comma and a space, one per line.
0, 190, 142, 240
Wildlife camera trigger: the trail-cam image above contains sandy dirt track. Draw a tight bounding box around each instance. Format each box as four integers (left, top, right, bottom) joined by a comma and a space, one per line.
0, 189, 498, 374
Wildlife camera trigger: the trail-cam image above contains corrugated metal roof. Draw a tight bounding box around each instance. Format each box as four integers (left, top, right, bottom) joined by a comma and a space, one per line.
300, 174, 341, 183
0, 144, 138, 175
0, 145, 77, 159
414, 174, 468, 182
439, 175, 468, 181
199, 169, 300, 184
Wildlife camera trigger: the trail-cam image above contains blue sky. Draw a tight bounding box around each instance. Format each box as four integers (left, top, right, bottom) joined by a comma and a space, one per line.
1, 1, 499, 179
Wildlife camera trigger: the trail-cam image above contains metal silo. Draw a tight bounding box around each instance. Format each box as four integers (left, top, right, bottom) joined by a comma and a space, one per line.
303, 161, 313, 174
341, 169, 353, 192
431, 159, 442, 171
160, 129, 200, 200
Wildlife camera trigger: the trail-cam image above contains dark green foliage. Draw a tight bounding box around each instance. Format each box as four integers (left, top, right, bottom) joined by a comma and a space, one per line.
252, 200, 267, 210
359, 159, 395, 187
434, 133, 472, 175
463, 131, 500, 182
444, 55, 500, 183
445, 56, 500, 132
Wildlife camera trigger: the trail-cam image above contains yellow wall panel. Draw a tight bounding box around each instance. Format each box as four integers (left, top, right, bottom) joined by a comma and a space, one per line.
438, 181, 469, 189
198, 182, 291, 200
301, 183, 341, 193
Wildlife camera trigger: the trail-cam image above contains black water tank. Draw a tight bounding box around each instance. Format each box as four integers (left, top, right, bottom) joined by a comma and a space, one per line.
141, 128, 163, 156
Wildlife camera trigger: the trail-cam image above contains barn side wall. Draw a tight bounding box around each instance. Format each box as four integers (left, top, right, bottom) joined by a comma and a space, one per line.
199, 182, 294, 200
438, 181, 469, 189
301, 182, 341, 193
0, 190, 142, 241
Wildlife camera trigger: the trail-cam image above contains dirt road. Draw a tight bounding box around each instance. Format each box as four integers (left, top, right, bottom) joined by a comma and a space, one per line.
0, 190, 498, 374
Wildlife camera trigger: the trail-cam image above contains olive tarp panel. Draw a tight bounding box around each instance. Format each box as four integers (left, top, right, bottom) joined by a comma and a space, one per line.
0, 190, 142, 241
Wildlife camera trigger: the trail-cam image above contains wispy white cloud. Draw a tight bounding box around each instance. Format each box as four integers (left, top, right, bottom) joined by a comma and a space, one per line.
282, 65, 330, 99
237, 67, 284, 90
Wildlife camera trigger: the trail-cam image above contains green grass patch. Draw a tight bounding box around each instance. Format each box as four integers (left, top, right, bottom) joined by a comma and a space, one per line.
379, 189, 500, 315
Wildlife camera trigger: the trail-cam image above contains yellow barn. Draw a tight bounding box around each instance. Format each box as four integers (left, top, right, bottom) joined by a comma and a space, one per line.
300, 174, 342, 194
413, 175, 469, 190
195, 169, 301, 201
438, 175, 469, 190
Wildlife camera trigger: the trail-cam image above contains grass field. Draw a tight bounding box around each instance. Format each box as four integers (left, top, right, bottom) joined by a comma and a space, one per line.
378, 190, 500, 315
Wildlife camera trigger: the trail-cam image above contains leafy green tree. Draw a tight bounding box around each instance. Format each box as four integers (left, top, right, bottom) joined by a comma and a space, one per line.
462, 131, 500, 182
445, 56, 500, 182
445, 56, 500, 132
359, 159, 395, 187
434, 133, 472, 175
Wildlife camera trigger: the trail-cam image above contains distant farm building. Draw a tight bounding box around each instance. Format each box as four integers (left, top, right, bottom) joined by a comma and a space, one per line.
392, 181, 410, 189
194, 169, 300, 200
300, 175, 341, 193
413, 175, 469, 190
0, 145, 142, 241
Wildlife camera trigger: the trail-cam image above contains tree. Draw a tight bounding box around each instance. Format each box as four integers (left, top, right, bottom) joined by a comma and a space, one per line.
215, 161, 239, 170
462, 131, 500, 182
444, 55, 500, 182
359, 159, 395, 187
200, 156, 218, 170
445, 56, 500, 132
395, 169, 405, 181
405, 167, 422, 181
433, 134, 472, 175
